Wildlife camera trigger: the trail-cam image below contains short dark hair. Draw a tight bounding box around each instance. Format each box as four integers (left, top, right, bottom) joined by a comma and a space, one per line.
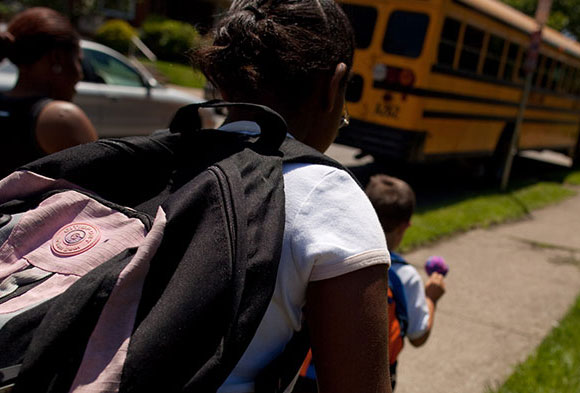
365, 174, 416, 233
0, 7, 79, 65
193, 0, 355, 106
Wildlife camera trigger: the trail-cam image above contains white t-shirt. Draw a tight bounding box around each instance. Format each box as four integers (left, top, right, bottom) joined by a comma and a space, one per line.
217, 122, 390, 393
390, 263, 429, 340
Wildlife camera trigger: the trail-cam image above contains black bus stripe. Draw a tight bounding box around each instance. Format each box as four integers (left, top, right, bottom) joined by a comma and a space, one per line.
422, 111, 579, 124
376, 82, 580, 115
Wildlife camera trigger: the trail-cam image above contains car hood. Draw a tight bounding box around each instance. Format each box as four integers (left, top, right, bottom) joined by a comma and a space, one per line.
154, 85, 204, 105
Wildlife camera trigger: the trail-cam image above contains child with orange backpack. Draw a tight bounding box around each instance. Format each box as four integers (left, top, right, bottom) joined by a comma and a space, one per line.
293, 174, 446, 392
366, 174, 447, 390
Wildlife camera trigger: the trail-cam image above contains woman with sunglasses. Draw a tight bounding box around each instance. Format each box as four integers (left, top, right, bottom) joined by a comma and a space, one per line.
194, 1, 392, 392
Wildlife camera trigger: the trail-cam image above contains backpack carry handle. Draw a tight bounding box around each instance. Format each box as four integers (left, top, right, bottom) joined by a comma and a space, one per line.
169, 100, 289, 150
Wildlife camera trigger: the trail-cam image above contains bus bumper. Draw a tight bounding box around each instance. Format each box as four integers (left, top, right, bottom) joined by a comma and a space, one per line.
335, 119, 427, 162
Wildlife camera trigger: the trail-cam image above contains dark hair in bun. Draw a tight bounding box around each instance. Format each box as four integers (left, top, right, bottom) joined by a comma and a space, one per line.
193, 0, 355, 105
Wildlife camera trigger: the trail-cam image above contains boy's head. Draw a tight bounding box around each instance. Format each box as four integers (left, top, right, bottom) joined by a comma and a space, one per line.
365, 174, 416, 250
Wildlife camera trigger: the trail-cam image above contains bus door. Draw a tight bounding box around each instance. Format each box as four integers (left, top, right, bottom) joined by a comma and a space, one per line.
340, 0, 436, 161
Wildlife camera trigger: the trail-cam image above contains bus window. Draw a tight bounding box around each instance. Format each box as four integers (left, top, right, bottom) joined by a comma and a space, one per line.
346, 73, 364, 102
502, 42, 519, 81
382, 11, 429, 58
555, 63, 567, 91
459, 25, 484, 73
562, 66, 574, 93
549, 61, 563, 90
564, 67, 577, 93
532, 54, 545, 86
483, 34, 505, 78
341, 4, 377, 49
573, 68, 580, 94
539, 57, 553, 88
573, 71, 580, 95
518, 49, 527, 80
437, 17, 461, 67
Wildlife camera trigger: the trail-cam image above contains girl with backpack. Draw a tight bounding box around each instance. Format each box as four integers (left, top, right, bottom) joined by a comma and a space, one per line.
194, 1, 392, 392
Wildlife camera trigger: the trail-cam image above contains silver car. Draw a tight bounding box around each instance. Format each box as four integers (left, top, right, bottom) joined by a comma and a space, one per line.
0, 40, 208, 137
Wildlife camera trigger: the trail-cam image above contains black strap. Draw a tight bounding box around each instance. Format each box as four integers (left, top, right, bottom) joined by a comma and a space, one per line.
255, 328, 311, 393
169, 100, 289, 150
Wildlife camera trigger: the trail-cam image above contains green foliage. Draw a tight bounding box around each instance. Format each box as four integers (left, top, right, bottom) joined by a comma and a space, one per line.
19, 0, 100, 21
95, 19, 136, 55
399, 182, 576, 252
486, 295, 580, 393
0, 2, 20, 21
140, 17, 200, 64
500, 0, 580, 39
140, 59, 206, 89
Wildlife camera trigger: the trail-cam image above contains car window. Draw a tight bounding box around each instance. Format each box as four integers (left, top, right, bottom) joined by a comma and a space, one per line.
82, 48, 144, 87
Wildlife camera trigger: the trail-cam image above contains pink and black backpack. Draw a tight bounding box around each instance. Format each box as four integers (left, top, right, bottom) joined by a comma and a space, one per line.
0, 102, 344, 393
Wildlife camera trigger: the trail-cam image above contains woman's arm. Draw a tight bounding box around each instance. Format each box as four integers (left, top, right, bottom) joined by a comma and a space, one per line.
305, 264, 392, 393
35, 101, 98, 153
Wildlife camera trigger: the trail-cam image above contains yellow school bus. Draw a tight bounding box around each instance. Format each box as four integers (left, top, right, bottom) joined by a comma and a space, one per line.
336, 0, 580, 166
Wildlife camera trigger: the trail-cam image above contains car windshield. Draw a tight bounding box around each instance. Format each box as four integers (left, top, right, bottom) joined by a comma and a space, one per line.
82, 48, 144, 87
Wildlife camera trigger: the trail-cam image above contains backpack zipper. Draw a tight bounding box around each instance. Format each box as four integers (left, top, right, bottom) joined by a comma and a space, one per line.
208, 166, 237, 266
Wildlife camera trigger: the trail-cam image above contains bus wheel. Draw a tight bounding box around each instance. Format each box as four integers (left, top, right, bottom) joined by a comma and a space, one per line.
487, 123, 515, 181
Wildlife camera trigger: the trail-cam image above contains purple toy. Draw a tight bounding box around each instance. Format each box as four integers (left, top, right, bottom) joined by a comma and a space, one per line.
425, 256, 449, 276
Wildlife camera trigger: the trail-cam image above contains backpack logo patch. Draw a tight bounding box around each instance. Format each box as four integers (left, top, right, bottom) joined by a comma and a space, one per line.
51, 223, 101, 257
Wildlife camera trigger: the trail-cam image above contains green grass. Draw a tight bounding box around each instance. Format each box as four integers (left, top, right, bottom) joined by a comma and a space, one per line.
140, 59, 206, 89
399, 181, 576, 252
565, 170, 580, 185
485, 295, 580, 393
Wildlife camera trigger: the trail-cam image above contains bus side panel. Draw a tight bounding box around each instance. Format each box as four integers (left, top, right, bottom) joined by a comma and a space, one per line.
520, 122, 580, 152
422, 118, 504, 156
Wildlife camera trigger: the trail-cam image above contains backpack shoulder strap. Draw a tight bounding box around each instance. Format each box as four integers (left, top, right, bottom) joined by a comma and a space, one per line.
388, 264, 409, 337
389, 251, 409, 266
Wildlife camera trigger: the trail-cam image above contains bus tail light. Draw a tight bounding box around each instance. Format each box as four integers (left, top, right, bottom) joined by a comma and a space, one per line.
399, 69, 416, 87
373, 64, 416, 88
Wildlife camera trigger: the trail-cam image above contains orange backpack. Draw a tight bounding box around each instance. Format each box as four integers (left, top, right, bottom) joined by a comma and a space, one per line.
388, 285, 405, 364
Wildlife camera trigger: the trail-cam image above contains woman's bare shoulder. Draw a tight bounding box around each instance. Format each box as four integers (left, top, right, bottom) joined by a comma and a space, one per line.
36, 100, 98, 153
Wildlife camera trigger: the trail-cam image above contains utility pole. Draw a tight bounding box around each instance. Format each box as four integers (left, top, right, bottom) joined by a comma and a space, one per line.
500, 0, 553, 191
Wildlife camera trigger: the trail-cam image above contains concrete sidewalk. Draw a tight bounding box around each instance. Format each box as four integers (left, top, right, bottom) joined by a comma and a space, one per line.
394, 188, 580, 393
